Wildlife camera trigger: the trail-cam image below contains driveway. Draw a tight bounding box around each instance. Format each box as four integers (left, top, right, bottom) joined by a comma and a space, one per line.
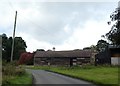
27, 69, 96, 85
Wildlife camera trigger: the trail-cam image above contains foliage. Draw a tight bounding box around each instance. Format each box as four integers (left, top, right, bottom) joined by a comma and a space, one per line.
83, 47, 91, 50
2, 72, 32, 85
29, 65, 119, 86
2, 61, 25, 76
105, 4, 120, 46
36, 49, 45, 51
96, 39, 109, 52
83, 45, 97, 51
18, 52, 34, 65
2, 62, 32, 85
2, 33, 27, 62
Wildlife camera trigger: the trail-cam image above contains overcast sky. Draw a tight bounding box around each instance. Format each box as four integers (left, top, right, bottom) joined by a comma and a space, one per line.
0, 0, 119, 52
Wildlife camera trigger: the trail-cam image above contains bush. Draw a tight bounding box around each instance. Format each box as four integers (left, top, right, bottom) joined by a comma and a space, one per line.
2, 62, 31, 85
2, 62, 26, 76
2, 65, 16, 76
15, 67, 26, 76
18, 52, 34, 65
2, 61, 25, 76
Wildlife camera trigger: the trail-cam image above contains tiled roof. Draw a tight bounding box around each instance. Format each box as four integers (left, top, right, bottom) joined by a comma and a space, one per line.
34, 50, 93, 58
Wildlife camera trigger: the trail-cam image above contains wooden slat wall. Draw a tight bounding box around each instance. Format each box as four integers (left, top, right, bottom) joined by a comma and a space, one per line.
34, 57, 91, 66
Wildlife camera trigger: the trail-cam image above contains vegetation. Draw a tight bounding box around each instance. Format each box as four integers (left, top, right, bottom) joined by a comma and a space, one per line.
2, 33, 32, 85
2, 61, 32, 85
85, 4, 120, 52
2, 33, 27, 62
29, 65, 119, 86
96, 40, 109, 52
83, 45, 97, 51
104, 4, 120, 46
18, 52, 34, 65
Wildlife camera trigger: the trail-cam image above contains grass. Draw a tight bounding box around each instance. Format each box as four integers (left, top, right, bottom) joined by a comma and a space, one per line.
2, 61, 32, 86
2, 72, 32, 85
28, 65, 119, 86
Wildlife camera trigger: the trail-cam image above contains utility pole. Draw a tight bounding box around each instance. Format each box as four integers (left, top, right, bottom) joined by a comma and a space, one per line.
11, 11, 17, 62
118, 1, 120, 8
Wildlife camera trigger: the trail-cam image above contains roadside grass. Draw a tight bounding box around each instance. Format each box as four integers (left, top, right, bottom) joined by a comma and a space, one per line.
2, 61, 32, 86
2, 72, 32, 85
28, 65, 119, 86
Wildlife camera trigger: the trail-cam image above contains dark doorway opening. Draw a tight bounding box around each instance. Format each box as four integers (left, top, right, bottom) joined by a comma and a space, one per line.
70, 58, 73, 66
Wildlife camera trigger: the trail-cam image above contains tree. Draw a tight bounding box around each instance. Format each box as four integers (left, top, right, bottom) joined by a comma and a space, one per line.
2, 33, 27, 62
2, 34, 10, 61
37, 49, 45, 51
13, 37, 27, 60
96, 39, 109, 52
90, 45, 97, 51
83, 47, 91, 50
18, 52, 34, 65
83, 45, 97, 51
105, 3, 120, 46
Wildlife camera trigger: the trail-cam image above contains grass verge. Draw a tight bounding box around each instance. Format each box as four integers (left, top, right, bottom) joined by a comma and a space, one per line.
2, 72, 32, 86
2, 61, 32, 86
28, 65, 119, 86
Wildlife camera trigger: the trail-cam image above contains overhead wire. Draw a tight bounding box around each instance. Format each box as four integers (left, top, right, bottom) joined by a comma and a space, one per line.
6, 0, 53, 37
7, 0, 15, 12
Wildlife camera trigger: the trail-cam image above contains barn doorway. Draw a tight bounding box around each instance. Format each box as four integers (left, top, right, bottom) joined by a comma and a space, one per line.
70, 58, 73, 66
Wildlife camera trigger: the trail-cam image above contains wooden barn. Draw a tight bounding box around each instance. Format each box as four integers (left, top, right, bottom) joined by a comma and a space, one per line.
34, 50, 96, 66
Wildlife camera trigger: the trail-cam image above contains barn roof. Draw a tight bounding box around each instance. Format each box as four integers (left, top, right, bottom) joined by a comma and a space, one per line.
34, 50, 93, 58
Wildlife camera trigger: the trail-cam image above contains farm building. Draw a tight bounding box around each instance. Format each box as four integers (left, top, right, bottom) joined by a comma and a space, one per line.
34, 50, 96, 66
109, 46, 120, 65
95, 45, 120, 65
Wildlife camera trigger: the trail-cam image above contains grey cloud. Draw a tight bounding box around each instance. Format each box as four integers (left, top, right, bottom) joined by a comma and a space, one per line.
18, 2, 115, 44
0, 2, 116, 45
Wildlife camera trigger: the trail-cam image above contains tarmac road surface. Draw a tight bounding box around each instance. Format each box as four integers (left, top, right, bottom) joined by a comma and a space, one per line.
27, 69, 96, 86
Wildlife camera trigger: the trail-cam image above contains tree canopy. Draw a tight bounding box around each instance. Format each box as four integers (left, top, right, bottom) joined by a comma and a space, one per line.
83, 45, 97, 52
2, 33, 27, 62
105, 4, 120, 46
96, 39, 109, 52
18, 52, 34, 65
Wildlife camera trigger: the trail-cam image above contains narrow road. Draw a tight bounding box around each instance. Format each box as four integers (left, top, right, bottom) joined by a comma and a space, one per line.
27, 69, 96, 86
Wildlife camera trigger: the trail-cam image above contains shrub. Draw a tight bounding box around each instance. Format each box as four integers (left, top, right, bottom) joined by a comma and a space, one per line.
2, 65, 15, 76
2, 62, 26, 76
15, 67, 26, 76
18, 52, 34, 65
2, 57, 33, 85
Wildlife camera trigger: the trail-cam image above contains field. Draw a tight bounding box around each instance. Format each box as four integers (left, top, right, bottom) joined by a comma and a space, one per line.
29, 65, 119, 86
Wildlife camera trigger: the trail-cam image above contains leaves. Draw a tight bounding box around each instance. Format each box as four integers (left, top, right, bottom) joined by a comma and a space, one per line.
2, 33, 27, 61
96, 40, 109, 52
105, 6, 120, 46
18, 52, 34, 65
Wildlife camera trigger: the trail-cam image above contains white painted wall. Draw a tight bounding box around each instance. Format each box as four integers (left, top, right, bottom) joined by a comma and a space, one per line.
111, 57, 120, 65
